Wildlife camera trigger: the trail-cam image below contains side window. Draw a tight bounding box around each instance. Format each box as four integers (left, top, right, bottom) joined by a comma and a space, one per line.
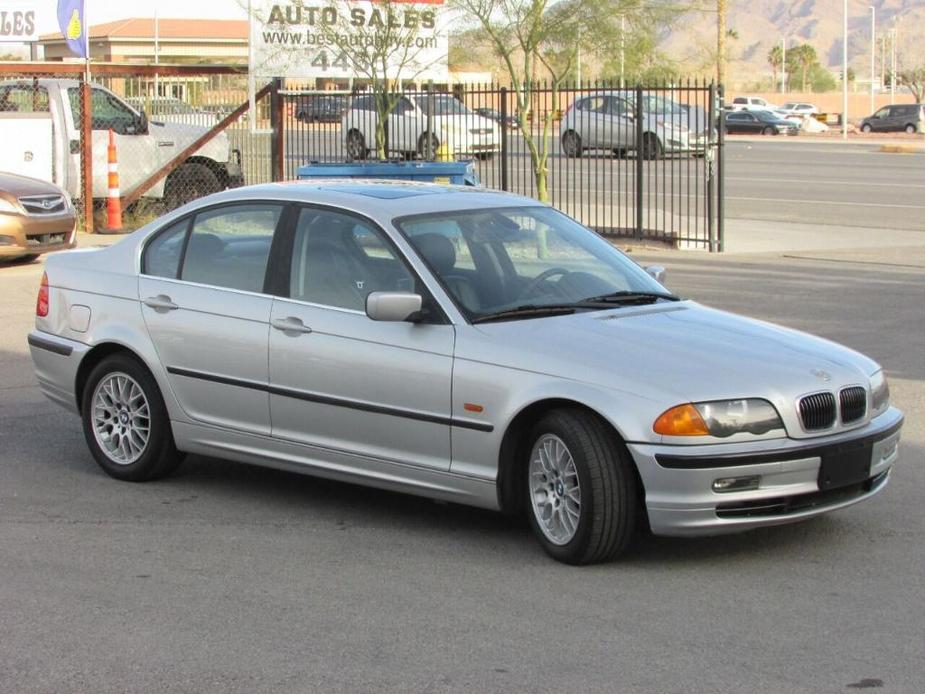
88, 88, 139, 132
873, 107, 889, 119
391, 97, 415, 115
351, 94, 374, 112
289, 209, 413, 311
143, 219, 190, 278
180, 204, 281, 293
0, 85, 49, 112
606, 97, 629, 116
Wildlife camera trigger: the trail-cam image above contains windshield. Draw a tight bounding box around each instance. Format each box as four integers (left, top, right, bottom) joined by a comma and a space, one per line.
396, 206, 672, 322
782, 102, 797, 109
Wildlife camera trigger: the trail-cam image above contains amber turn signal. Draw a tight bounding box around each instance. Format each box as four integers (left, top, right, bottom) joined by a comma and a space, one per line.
653, 403, 710, 436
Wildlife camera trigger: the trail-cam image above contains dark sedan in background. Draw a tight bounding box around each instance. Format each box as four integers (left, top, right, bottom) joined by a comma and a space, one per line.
724, 110, 800, 136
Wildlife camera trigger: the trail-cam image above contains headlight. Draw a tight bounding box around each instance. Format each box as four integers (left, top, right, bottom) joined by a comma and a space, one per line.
0, 198, 21, 214
654, 399, 784, 437
869, 370, 890, 417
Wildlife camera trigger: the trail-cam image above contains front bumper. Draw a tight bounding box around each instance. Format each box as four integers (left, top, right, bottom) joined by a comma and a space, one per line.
627, 407, 903, 536
0, 214, 77, 259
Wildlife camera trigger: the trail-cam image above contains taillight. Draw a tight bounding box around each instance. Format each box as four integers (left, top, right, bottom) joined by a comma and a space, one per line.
36, 272, 49, 317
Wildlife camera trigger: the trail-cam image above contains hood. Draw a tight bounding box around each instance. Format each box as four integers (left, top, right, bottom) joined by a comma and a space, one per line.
0, 172, 65, 198
459, 302, 879, 407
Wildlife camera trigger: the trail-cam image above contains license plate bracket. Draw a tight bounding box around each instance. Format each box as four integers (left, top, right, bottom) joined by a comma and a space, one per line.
818, 442, 872, 491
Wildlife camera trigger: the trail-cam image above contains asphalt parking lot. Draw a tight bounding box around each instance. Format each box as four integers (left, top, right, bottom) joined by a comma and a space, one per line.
1, 239, 923, 693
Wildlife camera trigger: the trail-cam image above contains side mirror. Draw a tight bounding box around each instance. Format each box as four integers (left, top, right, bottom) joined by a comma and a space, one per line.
645, 265, 666, 284
366, 292, 423, 322
136, 110, 149, 134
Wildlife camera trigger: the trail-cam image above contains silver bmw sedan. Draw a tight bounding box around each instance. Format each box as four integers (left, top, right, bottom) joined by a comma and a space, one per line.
28, 181, 903, 564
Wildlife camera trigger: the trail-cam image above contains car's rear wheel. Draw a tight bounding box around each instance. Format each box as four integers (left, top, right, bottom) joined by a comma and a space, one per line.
525, 409, 638, 564
561, 130, 583, 158
417, 133, 440, 159
862, 123, 873, 133
761, 125, 776, 136
905, 124, 917, 134
81, 353, 182, 482
346, 130, 368, 160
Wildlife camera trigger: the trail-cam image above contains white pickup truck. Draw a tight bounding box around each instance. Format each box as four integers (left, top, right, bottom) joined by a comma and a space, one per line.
0, 79, 243, 209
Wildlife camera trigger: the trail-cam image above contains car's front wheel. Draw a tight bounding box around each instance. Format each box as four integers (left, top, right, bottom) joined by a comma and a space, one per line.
81, 353, 182, 482
862, 123, 873, 133
561, 130, 583, 158
525, 409, 638, 564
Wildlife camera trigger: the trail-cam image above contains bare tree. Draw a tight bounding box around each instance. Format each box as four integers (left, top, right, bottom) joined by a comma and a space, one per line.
898, 67, 925, 103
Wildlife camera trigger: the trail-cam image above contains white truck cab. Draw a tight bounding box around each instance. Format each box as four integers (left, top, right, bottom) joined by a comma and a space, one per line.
0, 79, 242, 209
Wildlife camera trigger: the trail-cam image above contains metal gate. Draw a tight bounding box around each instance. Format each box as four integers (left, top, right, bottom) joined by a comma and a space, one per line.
278, 80, 724, 250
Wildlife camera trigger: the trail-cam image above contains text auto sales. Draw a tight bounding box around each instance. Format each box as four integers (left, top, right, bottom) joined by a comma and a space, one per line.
266, 4, 437, 30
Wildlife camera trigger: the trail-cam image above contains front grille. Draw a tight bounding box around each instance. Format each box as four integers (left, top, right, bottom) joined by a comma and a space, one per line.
799, 391, 837, 431
839, 386, 867, 423
19, 195, 67, 215
26, 232, 66, 247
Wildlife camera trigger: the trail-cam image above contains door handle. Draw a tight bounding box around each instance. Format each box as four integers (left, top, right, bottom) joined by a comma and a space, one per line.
143, 294, 178, 311
271, 317, 313, 335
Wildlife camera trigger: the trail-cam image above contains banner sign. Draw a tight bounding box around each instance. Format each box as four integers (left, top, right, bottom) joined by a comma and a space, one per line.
250, 0, 448, 81
0, 4, 37, 42
56, 0, 87, 57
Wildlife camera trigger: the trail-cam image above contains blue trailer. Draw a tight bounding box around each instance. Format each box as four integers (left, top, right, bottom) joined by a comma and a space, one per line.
296, 160, 481, 187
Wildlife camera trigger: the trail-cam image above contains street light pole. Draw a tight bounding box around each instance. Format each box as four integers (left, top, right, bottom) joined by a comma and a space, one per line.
842, 0, 848, 140
869, 6, 875, 115
780, 37, 786, 93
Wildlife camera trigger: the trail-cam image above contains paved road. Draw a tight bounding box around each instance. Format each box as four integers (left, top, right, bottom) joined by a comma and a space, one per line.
1, 243, 923, 693
271, 128, 925, 238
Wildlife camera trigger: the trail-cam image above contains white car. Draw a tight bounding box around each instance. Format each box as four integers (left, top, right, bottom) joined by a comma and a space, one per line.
730, 96, 778, 112
779, 102, 819, 119
342, 93, 500, 160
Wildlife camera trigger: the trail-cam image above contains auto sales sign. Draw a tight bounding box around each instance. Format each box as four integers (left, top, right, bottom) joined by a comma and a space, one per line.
0, 4, 38, 42
250, 0, 448, 81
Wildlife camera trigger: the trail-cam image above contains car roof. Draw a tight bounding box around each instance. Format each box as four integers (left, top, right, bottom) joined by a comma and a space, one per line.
185, 180, 544, 220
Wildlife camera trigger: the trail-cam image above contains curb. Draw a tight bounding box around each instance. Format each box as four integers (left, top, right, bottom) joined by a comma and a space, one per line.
879, 144, 925, 154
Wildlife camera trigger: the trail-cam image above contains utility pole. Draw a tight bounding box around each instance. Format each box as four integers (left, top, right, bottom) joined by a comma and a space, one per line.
842, 0, 848, 140
717, 0, 727, 86
780, 37, 786, 93
869, 7, 875, 115
890, 26, 896, 103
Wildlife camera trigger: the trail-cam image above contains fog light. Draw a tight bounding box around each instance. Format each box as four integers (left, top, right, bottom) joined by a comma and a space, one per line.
0, 235, 16, 246
712, 475, 761, 493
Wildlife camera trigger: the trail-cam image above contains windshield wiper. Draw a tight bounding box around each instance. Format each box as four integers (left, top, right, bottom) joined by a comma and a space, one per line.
579, 290, 680, 305
472, 304, 580, 324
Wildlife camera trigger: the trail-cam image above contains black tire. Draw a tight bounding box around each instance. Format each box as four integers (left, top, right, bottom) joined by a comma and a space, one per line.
612, 148, 628, 159
346, 130, 368, 160
164, 162, 222, 211
761, 125, 776, 136
642, 133, 664, 159
81, 353, 182, 482
417, 133, 440, 159
861, 123, 873, 133
905, 124, 916, 134
524, 409, 638, 565
561, 130, 583, 158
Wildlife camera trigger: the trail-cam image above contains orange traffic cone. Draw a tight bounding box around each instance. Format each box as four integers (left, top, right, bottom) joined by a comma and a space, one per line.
106, 129, 122, 232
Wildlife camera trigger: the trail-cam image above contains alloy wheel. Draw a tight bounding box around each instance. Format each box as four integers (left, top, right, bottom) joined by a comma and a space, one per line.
529, 434, 582, 545
91, 372, 151, 465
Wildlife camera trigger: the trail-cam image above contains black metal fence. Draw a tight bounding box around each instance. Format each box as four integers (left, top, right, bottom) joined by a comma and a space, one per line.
279, 80, 724, 250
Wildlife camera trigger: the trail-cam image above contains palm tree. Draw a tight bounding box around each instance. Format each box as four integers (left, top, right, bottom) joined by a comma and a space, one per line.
792, 44, 818, 92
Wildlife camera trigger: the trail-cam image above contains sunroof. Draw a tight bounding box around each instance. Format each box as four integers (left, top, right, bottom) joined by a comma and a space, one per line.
325, 184, 448, 199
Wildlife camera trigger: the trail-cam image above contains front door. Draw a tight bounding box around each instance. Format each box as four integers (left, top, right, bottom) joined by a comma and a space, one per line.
268, 206, 454, 471
139, 202, 285, 435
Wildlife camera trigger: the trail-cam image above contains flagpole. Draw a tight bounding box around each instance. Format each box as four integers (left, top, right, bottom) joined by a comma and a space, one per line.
84, 0, 90, 82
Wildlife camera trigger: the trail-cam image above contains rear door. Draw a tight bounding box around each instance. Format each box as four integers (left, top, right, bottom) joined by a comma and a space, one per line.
139, 202, 286, 434
388, 96, 421, 155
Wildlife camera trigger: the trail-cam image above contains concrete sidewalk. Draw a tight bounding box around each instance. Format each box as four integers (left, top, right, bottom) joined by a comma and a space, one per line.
722, 217, 925, 254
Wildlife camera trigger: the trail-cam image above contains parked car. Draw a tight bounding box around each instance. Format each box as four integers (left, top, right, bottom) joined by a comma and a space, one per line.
860, 104, 924, 134
473, 107, 519, 130
0, 80, 242, 210
125, 96, 218, 128
0, 171, 76, 263
724, 109, 800, 135
342, 93, 500, 160
559, 90, 710, 160
779, 102, 819, 119
730, 96, 779, 112
295, 95, 347, 123
28, 181, 903, 564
